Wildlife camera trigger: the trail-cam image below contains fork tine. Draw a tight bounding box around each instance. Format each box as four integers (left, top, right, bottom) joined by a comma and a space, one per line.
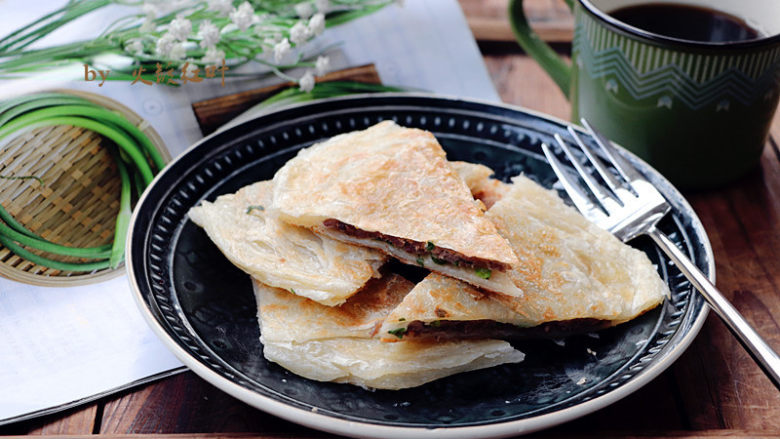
541, 142, 607, 222
567, 126, 635, 205
553, 133, 621, 209
580, 119, 644, 183
567, 126, 622, 193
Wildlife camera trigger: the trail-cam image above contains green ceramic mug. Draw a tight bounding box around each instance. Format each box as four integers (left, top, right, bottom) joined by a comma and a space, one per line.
509, 0, 780, 188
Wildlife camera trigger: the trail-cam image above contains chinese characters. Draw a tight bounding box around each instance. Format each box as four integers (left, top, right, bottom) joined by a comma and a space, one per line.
84, 60, 229, 87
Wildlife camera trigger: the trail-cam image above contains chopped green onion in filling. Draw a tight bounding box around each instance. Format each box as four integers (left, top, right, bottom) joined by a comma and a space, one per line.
388, 327, 407, 339
246, 205, 265, 213
475, 267, 492, 279
431, 255, 448, 265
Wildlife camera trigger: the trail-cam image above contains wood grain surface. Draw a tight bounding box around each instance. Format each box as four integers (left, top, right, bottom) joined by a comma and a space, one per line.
3, 1, 780, 437
460, 0, 574, 42
192, 64, 381, 135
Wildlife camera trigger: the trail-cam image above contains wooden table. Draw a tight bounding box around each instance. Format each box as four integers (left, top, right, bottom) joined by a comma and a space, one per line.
4, 1, 780, 437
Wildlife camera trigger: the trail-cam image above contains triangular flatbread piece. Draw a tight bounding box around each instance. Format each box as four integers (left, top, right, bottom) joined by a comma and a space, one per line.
188, 181, 386, 306
254, 274, 524, 390
380, 175, 667, 341
271, 121, 521, 297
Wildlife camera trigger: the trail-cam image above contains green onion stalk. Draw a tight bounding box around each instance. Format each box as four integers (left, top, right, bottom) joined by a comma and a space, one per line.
0, 0, 398, 88
0, 92, 164, 272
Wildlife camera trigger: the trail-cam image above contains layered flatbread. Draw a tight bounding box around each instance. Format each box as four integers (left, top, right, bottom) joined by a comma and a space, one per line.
254, 274, 525, 390
188, 181, 386, 306
450, 161, 510, 209
487, 175, 668, 318
380, 175, 667, 341
271, 121, 521, 298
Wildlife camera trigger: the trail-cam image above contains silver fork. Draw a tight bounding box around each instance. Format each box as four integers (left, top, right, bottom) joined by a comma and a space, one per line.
542, 118, 780, 390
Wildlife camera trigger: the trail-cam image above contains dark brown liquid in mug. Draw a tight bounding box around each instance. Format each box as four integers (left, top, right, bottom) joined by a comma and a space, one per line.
609, 3, 762, 43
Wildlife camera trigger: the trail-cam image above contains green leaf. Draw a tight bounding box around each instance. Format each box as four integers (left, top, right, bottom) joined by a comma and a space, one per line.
325, 3, 392, 27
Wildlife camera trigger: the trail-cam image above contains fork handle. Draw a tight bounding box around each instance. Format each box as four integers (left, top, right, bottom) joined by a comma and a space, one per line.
648, 227, 780, 390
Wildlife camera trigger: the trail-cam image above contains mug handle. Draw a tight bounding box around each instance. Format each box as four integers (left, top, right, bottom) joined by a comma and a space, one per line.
508, 0, 573, 98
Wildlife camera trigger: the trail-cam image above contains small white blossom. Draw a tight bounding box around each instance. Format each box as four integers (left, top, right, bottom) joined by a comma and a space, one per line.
315, 55, 329, 75
138, 18, 157, 34
230, 2, 255, 31
273, 38, 291, 63
299, 70, 315, 92
315, 0, 329, 12
155, 33, 177, 57
208, 0, 233, 15
168, 16, 192, 41
125, 39, 144, 55
308, 13, 325, 36
295, 2, 314, 19
201, 46, 226, 65
289, 21, 309, 45
197, 20, 220, 48
168, 42, 186, 60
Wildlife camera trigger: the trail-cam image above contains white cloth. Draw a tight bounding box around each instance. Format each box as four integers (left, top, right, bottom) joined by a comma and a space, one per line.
0, 0, 499, 424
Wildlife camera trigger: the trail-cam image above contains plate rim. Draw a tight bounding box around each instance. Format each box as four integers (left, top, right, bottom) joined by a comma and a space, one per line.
126, 92, 713, 439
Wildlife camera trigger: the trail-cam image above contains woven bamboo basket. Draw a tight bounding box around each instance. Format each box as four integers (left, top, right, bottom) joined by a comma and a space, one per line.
0, 90, 170, 286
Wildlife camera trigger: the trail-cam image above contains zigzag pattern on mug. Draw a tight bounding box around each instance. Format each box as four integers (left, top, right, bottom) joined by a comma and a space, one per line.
573, 26, 780, 109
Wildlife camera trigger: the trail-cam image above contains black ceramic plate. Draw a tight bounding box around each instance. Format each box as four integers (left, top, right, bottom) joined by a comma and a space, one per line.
127, 94, 711, 439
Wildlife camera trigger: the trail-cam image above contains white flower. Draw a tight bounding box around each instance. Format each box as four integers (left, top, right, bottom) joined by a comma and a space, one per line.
168, 42, 186, 60
197, 20, 220, 48
168, 16, 192, 41
140, 19, 156, 32
125, 39, 144, 55
315, 55, 329, 75
155, 33, 177, 57
299, 70, 315, 92
208, 0, 233, 15
308, 13, 325, 36
230, 1, 255, 31
315, 0, 329, 12
295, 2, 314, 19
289, 21, 309, 45
201, 46, 226, 65
273, 38, 291, 63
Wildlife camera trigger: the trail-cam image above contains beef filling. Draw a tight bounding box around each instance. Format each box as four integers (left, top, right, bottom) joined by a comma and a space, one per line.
399, 318, 611, 342
323, 219, 509, 271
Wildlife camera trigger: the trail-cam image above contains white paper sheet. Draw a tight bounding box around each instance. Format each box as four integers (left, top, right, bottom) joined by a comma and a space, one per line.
0, 0, 500, 424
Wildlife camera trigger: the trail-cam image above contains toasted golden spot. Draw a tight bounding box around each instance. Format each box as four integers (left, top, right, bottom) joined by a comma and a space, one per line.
434, 307, 449, 318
